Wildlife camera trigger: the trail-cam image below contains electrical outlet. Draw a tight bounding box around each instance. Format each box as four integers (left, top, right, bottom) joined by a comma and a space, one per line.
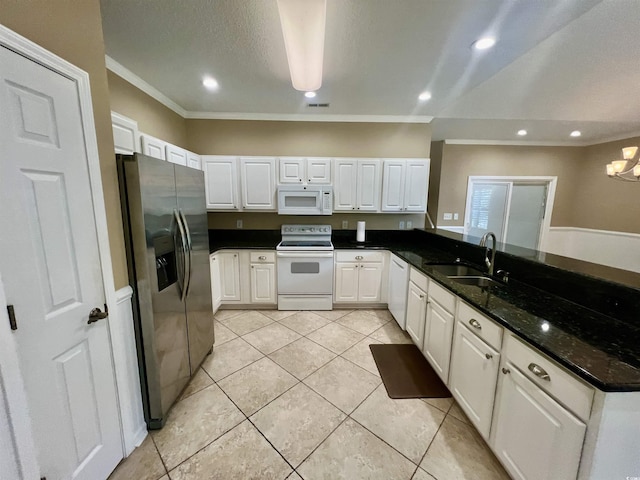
453, 213, 459, 220
406, 221, 412, 229
443, 213, 452, 220
342, 220, 349, 229
236, 219, 243, 229
399, 221, 405, 230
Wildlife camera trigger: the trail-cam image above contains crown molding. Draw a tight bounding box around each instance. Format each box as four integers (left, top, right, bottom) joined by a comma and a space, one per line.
443, 139, 586, 147
184, 111, 433, 123
105, 55, 187, 117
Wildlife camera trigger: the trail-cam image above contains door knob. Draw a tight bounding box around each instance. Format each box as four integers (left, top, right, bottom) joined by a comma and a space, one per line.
88, 304, 108, 324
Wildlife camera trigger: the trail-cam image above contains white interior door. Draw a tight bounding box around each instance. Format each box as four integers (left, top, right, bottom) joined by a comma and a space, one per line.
0, 45, 122, 479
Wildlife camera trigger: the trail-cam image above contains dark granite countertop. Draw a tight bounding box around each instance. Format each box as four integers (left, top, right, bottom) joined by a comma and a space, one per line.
209, 228, 640, 392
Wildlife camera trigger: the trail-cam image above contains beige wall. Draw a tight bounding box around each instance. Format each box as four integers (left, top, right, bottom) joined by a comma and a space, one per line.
436, 143, 583, 229
427, 141, 444, 224
188, 119, 432, 229
108, 71, 188, 149
571, 136, 640, 233
1, 0, 128, 288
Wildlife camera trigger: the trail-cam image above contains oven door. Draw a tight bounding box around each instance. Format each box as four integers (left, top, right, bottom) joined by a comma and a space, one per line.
277, 251, 334, 294
277, 188, 322, 215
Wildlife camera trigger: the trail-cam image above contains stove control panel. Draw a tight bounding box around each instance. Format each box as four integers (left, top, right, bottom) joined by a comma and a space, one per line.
282, 225, 332, 235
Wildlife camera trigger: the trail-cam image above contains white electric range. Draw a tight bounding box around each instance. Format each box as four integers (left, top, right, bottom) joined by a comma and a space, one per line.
276, 225, 334, 310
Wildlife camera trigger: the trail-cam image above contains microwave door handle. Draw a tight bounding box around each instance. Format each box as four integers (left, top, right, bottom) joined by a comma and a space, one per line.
179, 209, 192, 298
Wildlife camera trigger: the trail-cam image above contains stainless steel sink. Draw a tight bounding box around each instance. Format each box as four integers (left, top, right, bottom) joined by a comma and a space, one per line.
448, 276, 503, 287
426, 264, 485, 277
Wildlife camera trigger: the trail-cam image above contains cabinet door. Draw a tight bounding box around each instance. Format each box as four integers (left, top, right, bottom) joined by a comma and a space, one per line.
279, 157, 304, 183
423, 299, 455, 382
210, 254, 222, 312
405, 281, 427, 345
219, 252, 241, 301
141, 133, 166, 160
166, 144, 188, 166
381, 160, 406, 212
357, 159, 381, 211
357, 262, 383, 302
111, 111, 139, 154
334, 262, 359, 302
203, 156, 239, 210
388, 255, 409, 329
250, 263, 276, 304
333, 159, 357, 211
404, 159, 430, 212
449, 322, 500, 438
187, 152, 201, 170
241, 157, 277, 209
491, 363, 586, 480
307, 157, 331, 184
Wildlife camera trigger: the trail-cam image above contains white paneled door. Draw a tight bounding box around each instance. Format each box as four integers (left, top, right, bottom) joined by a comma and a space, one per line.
0, 45, 121, 479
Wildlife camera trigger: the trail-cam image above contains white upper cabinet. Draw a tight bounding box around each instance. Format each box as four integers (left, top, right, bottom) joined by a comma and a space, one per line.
333, 158, 381, 212
111, 111, 140, 154
279, 157, 331, 184
202, 156, 239, 210
240, 157, 277, 210
381, 158, 430, 212
141, 133, 167, 160
165, 144, 188, 166
187, 151, 201, 170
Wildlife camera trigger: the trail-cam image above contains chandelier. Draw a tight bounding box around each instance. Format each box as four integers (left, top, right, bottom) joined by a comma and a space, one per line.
606, 147, 640, 182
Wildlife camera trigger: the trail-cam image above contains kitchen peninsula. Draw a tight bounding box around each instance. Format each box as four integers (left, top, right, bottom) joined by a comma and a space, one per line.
209, 226, 640, 480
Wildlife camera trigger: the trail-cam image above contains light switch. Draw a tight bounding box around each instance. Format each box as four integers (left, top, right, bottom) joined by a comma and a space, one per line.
443, 213, 452, 220
406, 221, 413, 229
453, 213, 459, 220
399, 221, 405, 230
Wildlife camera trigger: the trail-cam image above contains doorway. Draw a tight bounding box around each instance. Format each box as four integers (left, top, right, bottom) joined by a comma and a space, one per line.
463, 176, 557, 250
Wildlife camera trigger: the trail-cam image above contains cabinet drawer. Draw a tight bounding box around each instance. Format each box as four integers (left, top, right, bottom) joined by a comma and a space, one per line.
335, 250, 384, 263
456, 301, 503, 350
409, 267, 429, 291
250, 251, 275, 263
504, 333, 594, 422
428, 281, 456, 313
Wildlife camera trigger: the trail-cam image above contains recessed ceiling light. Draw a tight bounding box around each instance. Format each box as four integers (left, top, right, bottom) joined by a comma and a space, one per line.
202, 77, 219, 90
418, 91, 432, 101
304, 91, 317, 98
570, 130, 582, 137
473, 37, 496, 50
517, 129, 527, 136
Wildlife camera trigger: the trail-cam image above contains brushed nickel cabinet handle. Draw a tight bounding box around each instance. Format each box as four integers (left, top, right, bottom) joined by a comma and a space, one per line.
258, 255, 267, 260
469, 318, 482, 330
528, 363, 551, 381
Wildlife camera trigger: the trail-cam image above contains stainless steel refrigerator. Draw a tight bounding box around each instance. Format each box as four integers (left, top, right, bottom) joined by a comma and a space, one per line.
117, 153, 213, 429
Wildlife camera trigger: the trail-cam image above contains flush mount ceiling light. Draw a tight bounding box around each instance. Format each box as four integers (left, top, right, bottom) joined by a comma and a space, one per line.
517, 129, 527, 136
304, 91, 317, 98
277, 0, 326, 92
570, 130, 581, 137
418, 91, 432, 101
606, 146, 640, 182
202, 77, 218, 90
472, 37, 496, 50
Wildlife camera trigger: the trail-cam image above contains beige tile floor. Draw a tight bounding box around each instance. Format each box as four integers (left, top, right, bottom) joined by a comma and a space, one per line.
109, 309, 511, 480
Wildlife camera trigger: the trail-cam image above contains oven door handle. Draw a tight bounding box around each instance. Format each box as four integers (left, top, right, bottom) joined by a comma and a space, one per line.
276, 252, 334, 259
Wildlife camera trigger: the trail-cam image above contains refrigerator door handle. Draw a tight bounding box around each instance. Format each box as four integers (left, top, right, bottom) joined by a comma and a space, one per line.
173, 209, 189, 302
179, 209, 193, 298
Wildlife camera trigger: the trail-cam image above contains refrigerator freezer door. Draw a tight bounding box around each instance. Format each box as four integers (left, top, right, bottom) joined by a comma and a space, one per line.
175, 165, 214, 373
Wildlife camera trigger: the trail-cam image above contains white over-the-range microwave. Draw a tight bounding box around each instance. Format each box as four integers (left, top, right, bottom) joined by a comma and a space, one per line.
277, 185, 333, 215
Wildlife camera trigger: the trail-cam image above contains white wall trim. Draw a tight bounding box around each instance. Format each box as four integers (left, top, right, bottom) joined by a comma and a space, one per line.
443, 139, 585, 147
113, 286, 147, 455
545, 227, 640, 273
186, 111, 434, 123
106, 55, 187, 117
1, 24, 129, 470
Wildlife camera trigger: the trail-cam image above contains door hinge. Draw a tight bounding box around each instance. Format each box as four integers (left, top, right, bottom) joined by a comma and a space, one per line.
7, 305, 17, 330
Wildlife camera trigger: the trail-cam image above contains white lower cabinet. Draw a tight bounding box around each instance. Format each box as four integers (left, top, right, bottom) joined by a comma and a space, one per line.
405, 268, 428, 345
249, 251, 276, 304
334, 251, 384, 303
218, 251, 241, 302
422, 281, 456, 383
449, 321, 500, 438
210, 253, 222, 313
491, 362, 587, 480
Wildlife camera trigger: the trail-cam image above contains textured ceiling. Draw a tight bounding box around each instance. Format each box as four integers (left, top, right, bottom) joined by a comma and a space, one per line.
100, 0, 640, 144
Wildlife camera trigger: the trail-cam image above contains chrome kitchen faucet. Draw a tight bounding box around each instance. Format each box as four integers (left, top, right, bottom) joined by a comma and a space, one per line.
479, 232, 497, 276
